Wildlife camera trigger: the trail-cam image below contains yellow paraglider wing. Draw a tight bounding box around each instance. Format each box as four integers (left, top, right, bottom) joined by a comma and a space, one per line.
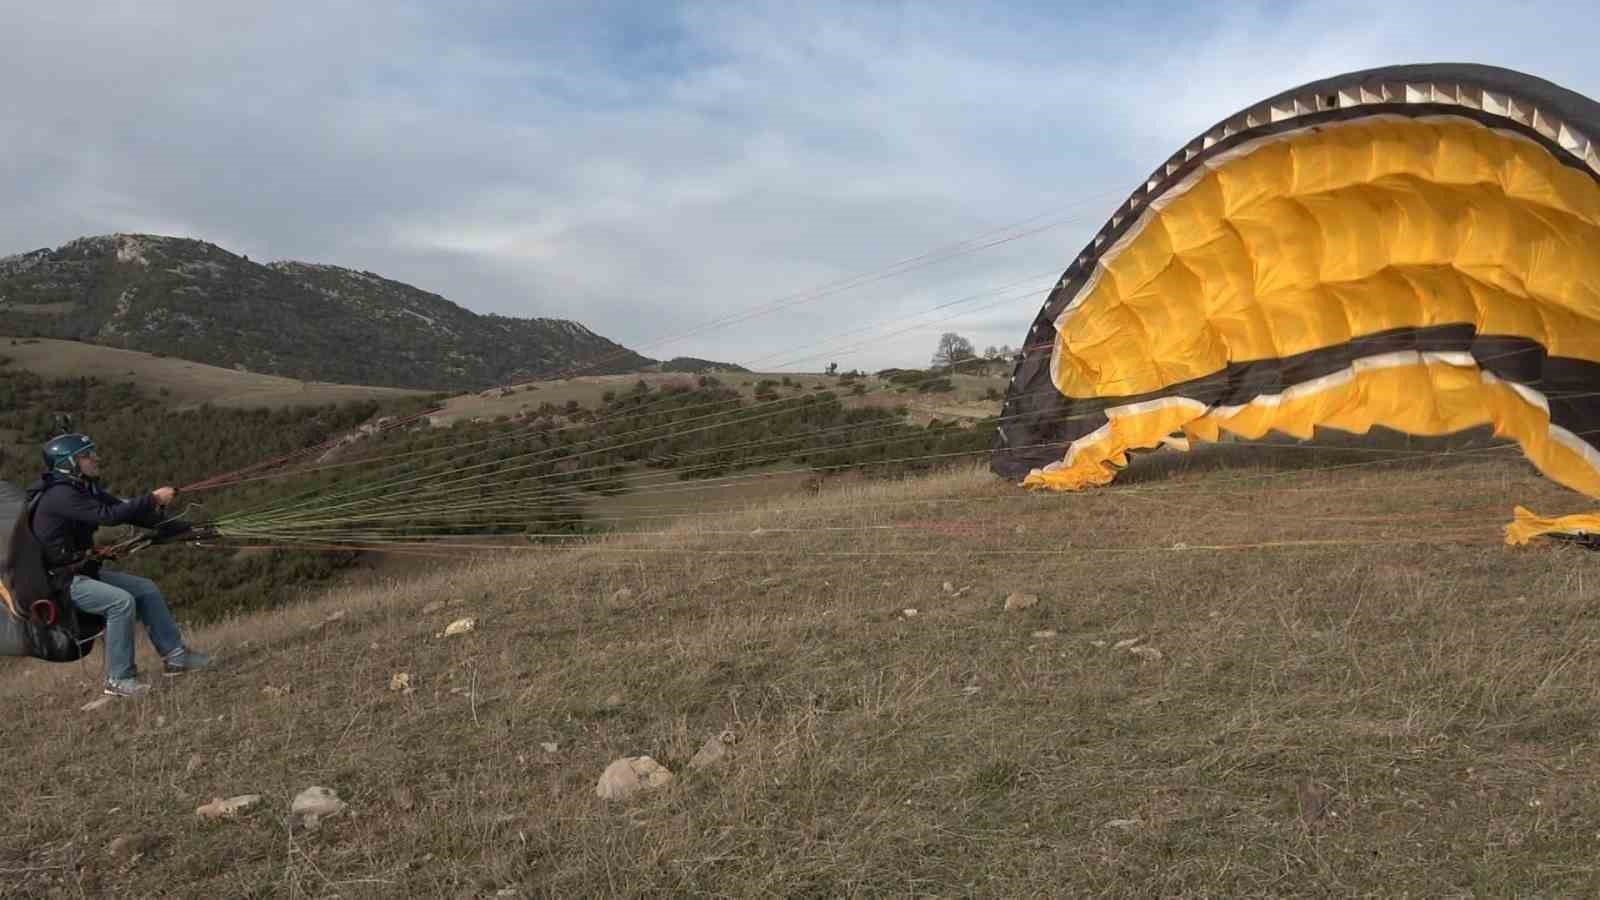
993, 64, 1600, 542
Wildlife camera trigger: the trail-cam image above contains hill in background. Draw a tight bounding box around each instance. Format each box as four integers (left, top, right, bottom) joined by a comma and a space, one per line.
653, 356, 751, 374
0, 234, 661, 391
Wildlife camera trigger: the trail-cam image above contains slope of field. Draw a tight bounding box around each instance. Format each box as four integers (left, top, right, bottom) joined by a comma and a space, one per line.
6, 446, 1600, 896
0, 337, 429, 409
432, 370, 1008, 427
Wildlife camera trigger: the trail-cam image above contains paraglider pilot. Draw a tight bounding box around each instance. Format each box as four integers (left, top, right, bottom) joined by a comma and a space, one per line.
26, 432, 213, 697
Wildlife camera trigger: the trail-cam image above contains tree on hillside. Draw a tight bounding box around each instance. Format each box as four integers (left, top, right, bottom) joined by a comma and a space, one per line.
931, 332, 975, 370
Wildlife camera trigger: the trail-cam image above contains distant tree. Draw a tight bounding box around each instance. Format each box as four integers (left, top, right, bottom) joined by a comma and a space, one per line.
931, 332, 975, 370
825, 362, 838, 376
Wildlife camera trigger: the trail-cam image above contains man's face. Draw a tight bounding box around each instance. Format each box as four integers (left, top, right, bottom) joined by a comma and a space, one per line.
76, 449, 100, 478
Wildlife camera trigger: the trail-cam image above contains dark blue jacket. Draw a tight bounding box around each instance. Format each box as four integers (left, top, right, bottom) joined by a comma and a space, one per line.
24, 473, 162, 569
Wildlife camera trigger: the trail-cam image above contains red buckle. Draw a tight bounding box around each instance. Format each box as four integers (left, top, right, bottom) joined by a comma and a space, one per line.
30, 599, 58, 626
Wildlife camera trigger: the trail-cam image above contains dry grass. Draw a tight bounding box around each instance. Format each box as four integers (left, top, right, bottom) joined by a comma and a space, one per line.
580, 464, 818, 527
7, 445, 1600, 897
0, 338, 426, 409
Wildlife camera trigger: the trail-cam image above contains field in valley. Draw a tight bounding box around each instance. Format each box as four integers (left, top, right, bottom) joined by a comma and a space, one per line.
430, 370, 1009, 428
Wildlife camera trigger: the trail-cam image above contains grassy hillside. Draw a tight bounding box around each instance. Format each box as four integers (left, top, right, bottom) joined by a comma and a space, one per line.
0, 234, 656, 390
0, 332, 1003, 429
5, 448, 1600, 896
0, 337, 430, 409
0, 357, 993, 624
432, 369, 1008, 428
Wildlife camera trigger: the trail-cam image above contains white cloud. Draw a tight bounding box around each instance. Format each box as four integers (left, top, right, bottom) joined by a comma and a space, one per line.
3, 0, 1597, 371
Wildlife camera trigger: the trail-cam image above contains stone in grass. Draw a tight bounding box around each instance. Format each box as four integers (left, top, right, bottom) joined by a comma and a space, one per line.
196, 794, 262, 819
108, 832, 160, 861
441, 617, 476, 637
1003, 593, 1039, 611
688, 731, 736, 770
291, 786, 347, 829
595, 756, 674, 800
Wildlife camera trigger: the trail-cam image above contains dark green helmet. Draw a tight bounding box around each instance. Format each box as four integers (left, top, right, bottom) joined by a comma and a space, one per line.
42, 433, 97, 475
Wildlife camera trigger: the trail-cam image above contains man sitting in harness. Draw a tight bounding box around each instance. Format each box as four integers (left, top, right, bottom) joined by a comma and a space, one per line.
27, 432, 213, 697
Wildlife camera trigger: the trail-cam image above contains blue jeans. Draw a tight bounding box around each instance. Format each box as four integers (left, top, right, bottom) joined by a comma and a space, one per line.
68, 569, 183, 679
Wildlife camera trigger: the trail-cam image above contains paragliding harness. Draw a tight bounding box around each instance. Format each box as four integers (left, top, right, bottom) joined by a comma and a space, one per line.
0, 485, 211, 663
1545, 531, 1600, 552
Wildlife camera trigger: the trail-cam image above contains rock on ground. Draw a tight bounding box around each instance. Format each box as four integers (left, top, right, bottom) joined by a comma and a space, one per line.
689, 731, 736, 770
1004, 593, 1039, 611
595, 756, 674, 800
196, 795, 262, 820
108, 833, 160, 860
291, 786, 347, 828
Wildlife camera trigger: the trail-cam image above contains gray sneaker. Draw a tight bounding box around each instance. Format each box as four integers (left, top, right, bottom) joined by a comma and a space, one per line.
162, 646, 213, 676
104, 676, 151, 697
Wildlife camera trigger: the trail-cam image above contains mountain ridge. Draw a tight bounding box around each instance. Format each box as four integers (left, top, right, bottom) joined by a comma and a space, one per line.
0, 233, 670, 391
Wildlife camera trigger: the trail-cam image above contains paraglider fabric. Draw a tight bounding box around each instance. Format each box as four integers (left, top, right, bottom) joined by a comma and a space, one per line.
991, 64, 1600, 545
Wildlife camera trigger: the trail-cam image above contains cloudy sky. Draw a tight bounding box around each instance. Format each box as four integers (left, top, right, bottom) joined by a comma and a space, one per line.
3, 1, 1596, 372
